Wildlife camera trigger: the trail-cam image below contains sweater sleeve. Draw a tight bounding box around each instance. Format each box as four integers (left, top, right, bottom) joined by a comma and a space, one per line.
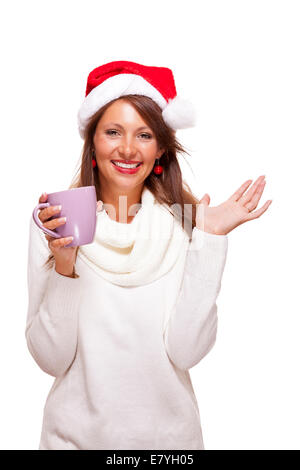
163, 226, 228, 371
25, 216, 83, 378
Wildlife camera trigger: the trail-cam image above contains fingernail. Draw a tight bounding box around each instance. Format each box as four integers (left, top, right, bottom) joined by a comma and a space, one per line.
97, 201, 103, 212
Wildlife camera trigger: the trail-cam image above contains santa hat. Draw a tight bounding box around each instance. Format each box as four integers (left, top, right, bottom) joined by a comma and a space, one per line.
77, 60, 197, 139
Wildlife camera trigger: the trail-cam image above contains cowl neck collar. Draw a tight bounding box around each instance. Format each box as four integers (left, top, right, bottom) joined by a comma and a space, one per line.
78, 186, 190, 287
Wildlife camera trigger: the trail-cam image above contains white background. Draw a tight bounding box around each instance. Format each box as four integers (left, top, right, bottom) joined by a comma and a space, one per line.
0, 0, 299, 450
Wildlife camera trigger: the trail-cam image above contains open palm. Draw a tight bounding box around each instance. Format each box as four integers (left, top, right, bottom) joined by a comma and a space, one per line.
196, 175, 272, 236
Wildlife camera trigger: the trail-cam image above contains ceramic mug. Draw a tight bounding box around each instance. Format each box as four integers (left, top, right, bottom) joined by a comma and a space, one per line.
32, 186, 97, 247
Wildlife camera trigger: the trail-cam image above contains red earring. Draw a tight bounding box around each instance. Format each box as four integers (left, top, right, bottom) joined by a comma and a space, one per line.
92, 149, 97, 168
153, 158, 163, 175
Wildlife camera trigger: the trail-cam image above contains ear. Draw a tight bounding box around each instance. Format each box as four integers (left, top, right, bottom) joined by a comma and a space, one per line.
157, 147, 166, 159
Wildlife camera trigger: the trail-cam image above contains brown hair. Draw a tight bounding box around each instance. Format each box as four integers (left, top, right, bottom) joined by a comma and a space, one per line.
43, 94, 200, 273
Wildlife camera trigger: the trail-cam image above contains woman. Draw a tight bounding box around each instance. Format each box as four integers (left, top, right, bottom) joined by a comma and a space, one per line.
25, 61, 272, 450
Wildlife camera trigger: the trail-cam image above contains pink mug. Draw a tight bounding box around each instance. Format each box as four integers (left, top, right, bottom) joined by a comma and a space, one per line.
32, 186, 97, 247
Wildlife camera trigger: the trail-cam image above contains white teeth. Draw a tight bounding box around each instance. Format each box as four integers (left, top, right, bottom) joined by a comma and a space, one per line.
112, 161, 141, 169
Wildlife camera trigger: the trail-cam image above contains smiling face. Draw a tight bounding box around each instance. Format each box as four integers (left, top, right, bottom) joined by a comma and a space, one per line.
92, 99, 165, 194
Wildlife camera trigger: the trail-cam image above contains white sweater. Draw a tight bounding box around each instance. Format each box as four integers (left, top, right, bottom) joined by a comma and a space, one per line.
25, 213, 228, 450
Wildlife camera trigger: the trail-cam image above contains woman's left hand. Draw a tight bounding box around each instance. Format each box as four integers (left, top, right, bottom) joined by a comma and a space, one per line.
196, 175, 272, 236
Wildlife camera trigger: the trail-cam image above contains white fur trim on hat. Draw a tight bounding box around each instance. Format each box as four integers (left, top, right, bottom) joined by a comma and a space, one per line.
77, 74, 197, 138
78, 74, 167, 138
162, 96, 197, 129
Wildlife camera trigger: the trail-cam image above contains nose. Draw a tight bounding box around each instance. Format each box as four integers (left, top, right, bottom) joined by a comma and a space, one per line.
118, 136, 137, 158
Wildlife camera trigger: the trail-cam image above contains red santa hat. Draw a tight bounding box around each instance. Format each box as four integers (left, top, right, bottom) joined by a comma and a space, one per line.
77, 60, 197, 139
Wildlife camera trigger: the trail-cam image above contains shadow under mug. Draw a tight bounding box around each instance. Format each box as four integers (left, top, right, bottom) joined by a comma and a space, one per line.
32, 186, 97, 247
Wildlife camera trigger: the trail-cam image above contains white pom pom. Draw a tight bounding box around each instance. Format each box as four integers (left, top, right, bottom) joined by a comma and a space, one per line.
162, 96, 197, 129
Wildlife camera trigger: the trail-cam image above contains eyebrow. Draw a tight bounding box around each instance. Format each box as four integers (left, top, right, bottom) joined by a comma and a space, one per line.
104, 122, 151, 131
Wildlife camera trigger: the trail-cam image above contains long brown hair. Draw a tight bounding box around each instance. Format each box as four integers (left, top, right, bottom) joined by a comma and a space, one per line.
43, 94, 200, 272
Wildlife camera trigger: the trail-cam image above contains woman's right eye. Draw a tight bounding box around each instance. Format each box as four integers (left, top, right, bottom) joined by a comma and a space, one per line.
106, 130, 118, 136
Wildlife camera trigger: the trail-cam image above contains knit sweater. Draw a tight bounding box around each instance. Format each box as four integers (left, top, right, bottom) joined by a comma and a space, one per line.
25, 211, 228, 450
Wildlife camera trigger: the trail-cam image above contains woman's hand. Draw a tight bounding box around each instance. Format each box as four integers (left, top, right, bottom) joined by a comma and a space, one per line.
38, 193, 78, 275
96, 200, 103, 212
196, 175, 272, 236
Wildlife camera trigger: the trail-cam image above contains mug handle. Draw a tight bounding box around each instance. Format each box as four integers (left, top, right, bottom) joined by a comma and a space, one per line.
32, 203, 61, 239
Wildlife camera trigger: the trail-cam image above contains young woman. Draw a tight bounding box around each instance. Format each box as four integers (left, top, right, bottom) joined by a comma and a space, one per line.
25, 61, 272, 450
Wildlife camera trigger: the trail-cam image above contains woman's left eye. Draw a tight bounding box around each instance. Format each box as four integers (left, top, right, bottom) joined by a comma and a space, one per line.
140, 133, 152, 139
